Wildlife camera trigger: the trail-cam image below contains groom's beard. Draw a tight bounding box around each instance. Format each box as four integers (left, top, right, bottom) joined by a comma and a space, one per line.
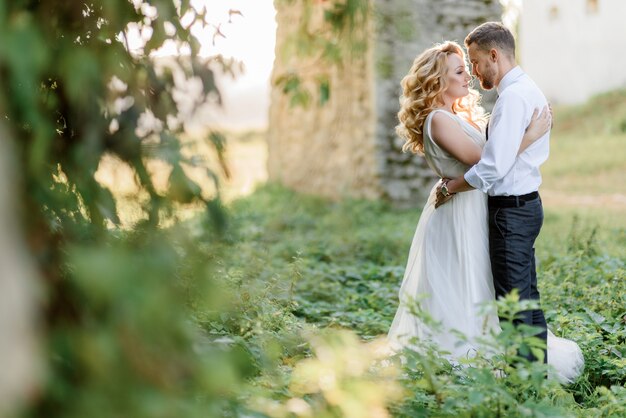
480, 78, 495, 90
479, 68, 497, 90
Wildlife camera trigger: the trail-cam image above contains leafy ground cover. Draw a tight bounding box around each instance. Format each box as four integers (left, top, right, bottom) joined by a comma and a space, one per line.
196, 182, 625, 417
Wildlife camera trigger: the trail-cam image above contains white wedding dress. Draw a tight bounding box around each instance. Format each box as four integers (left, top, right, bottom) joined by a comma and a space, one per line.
387, 110, 584, 384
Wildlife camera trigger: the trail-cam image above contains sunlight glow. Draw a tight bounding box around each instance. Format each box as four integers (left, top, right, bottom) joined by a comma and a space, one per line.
125, 1, 276, 130
147, 0, 277, 78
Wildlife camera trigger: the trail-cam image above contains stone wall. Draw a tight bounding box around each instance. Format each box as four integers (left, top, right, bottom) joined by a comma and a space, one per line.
374, 0, 501, 205
268, 1, 381, 200
268, 0, 502, 206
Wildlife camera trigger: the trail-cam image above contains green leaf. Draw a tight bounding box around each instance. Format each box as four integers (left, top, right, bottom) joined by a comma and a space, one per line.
96, 184, 120, 225
289, 89, 311, 108
281, 74, 300, 94
60, 46, 102, 107
319, 79, 330, 106
167, 165, 202, 203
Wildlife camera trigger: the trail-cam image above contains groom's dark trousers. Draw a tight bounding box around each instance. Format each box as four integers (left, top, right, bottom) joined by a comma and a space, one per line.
488, 191, 548, 364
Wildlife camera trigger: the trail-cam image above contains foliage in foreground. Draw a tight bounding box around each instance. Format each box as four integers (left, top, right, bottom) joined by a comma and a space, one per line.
0, 1, 231, 414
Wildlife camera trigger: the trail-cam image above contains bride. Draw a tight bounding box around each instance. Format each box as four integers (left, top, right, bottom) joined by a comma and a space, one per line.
387, 40, 584, 383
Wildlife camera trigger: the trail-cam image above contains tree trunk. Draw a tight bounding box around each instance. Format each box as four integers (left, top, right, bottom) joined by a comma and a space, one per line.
0, 124, 41, 416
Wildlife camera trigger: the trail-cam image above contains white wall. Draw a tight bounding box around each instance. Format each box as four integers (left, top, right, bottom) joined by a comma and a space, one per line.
520, 0, 626, 104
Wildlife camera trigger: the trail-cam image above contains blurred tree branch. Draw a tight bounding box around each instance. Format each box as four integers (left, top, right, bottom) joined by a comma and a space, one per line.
0, 1, 240, 414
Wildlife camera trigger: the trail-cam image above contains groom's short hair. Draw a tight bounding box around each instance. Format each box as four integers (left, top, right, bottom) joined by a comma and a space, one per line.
465, 22, 515, 59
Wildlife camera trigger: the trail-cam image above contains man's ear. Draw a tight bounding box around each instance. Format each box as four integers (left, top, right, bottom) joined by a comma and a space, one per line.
489, 49, 498, 62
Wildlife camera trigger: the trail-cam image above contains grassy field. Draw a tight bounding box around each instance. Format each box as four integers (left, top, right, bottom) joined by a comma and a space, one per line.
538, 90, 626, 259
192, 91, 626, 416
543, 89, 626, 198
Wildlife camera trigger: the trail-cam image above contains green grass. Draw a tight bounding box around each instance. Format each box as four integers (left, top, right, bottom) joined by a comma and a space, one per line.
538, 206, 626, 260
543, 133, 626, 193
195, 89, 626, 416
208, 183, 625, 416
542, 89, 626, 196
551, 89, 626, 139
537, 89, 626, 260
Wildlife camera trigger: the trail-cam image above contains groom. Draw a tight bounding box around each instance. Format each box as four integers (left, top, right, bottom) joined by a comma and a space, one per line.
436, 22, 550, 363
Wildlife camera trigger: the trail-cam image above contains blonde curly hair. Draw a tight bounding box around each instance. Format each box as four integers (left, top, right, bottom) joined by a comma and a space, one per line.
396, 41, 485, 155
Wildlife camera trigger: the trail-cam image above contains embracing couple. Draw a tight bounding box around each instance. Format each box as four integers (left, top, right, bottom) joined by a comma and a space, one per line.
387, 22, 584, 383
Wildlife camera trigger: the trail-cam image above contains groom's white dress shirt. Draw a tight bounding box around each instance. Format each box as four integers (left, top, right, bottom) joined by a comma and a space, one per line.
464, 66, 550, 196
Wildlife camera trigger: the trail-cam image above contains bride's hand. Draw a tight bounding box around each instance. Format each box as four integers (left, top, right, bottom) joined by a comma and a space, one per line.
525, 106, 551, 143
435, 193, 453, 209
435, 179, 454, 208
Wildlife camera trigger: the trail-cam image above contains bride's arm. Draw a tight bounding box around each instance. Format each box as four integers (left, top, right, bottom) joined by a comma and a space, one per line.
433, 106, 551, 165
518, 106, 551, 154
430, 112, 482, 165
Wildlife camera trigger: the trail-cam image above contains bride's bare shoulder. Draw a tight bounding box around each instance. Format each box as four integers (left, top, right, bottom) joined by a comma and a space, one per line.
430, 111, 462, 134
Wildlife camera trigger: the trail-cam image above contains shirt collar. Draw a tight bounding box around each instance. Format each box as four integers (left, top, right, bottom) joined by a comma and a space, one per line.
496, 66, 523, 95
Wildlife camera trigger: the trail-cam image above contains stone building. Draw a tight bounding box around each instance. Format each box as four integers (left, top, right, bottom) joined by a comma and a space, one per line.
519, 0, 626, 104
268, 0, 502, 206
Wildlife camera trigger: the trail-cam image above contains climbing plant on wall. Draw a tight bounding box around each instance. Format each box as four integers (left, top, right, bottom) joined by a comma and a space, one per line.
273, 0, 370, 107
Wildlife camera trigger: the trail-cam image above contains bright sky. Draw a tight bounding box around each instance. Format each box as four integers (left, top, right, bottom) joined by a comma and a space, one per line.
125, 0, 277, 129
198, 0, 277, 129
189, 0, 277, 81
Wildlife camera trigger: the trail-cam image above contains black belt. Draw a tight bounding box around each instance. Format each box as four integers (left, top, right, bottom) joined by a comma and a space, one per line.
488, 191, 539, 208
